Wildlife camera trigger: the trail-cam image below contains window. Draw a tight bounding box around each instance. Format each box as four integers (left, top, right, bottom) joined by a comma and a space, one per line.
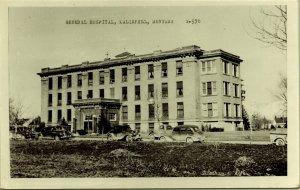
148, 64, 154, 79
77, 74, 82, 86
135, 85, 140, 100
122, 87, 127, 101
87, 90, 93, 99
176, 60, 183, 75
57, 93, 62, 106
162, 83, 168, 98
110, 88, 115, 98
208, 103, 213, 117
99, 71, 105, 84
202, 81, 217, 95
58, 76, 62, 89
135, 105, 141, 120
88, 72, 93, 86
162, 103, 168, 119
48, 110, 52, 122
67, 92, 72, 105
202, 60, 216, 74
233, 64, 239, 77
161, 62, 168, 77
202, 103, 218, 117
99, 89, 105, 98
48, 94, 52, 106
149, 123, 154, 133
176, 81, 183, 97
67, 75, 72, 88
135, 123, 141, 132
67, 109, 72, 122
135, 66, 140, 80
177, 102, 184, 118
149, 104, 155, 119
48, 77, 53, 90
224, 103, 231, 117
122, 106, 128, 120
109, 113, 117, 121
57, 109, 62, 122
234, 104, 240, 117
223, 60, 229, 75
233, 83, 239, 97
122, 68, 127, 82
223, 81, 230, 96
178, 122, 184, 126
110, 69, 115, 83
77, 91, 82, 100
148, 84, 154, 99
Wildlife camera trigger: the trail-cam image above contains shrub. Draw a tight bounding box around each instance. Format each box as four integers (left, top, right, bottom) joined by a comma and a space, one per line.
234, 156, 256, 176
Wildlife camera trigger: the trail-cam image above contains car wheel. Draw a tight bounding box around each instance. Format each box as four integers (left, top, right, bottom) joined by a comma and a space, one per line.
186, 137, 193, 143
275, 138, 285, 146
125, 135, 133, 142
54, 136, 60, 141
107, 135, 113, 141
149, 134, 155, 141
160, 136, 166, 142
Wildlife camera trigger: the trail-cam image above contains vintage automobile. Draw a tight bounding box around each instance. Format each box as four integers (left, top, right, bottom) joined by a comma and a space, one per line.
107, 124, 140, 142
270, 128, 287, 146
149, 124, 173, 141
22, 129, 41, 140
160, 125, 205, 143
10, 126, 41, 140
41, 126, 72, 140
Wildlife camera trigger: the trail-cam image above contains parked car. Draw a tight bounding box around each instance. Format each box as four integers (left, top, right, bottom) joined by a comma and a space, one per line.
270, 128, 287, 146
160, 125, 205, 143
107, 124, 138, 142
22, 128, 41, 140
41, 126, 72, 140
149, 124, 173, 141
10, 126, 41, 140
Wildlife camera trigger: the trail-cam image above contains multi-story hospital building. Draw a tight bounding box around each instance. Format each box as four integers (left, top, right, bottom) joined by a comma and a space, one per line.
37, 45, 244, 133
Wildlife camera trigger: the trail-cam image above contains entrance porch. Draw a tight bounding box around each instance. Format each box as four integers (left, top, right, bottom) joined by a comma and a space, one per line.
72, 98, 121, 134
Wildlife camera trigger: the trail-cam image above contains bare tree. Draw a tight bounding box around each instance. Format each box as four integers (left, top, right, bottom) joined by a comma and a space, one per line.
274, 74, 287, 115
248, 5, 287, 50
152, 90, 162, 125
248, 6, 287, 116
143, 88, 163, 128
9, 97, 24, 126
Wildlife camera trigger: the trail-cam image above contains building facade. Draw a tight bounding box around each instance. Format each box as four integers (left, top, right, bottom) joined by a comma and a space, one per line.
37, 45, 244, 133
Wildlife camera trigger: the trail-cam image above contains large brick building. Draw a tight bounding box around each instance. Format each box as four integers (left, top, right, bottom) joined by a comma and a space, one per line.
37, 45, 244, 133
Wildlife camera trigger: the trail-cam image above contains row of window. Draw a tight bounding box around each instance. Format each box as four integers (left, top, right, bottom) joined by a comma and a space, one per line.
48, 102, 241, 123
202, 103, 241, 118
201, 60, 240, 78
222, 60, 240, 77
121, 102, 184, 121
48, 81, 240, 106
48, 61, 184, 90
201, 81, 240, 97
48, 109, 72, 123
48, 82, 184, 106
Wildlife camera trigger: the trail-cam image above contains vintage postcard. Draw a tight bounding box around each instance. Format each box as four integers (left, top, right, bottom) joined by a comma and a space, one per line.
0, 0, 299, 189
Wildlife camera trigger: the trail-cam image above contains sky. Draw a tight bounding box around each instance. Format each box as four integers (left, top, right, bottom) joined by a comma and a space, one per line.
8, 6, 287, 120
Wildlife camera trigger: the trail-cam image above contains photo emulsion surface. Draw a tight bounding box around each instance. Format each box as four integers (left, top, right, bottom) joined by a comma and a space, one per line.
8, 6, 288, 178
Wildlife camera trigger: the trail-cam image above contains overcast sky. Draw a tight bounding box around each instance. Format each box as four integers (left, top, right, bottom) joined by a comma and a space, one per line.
8, 6, 286, 120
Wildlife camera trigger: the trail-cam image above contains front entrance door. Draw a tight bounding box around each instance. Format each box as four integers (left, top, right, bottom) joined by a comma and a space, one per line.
84, 121, 93, 133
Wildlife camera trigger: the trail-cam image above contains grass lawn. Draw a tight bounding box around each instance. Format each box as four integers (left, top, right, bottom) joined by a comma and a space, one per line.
205, 131, 271, 142
10, 139, 286, 177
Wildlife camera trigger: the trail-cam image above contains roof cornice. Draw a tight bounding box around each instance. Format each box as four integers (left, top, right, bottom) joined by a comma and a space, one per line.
37, 45, 242, 77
